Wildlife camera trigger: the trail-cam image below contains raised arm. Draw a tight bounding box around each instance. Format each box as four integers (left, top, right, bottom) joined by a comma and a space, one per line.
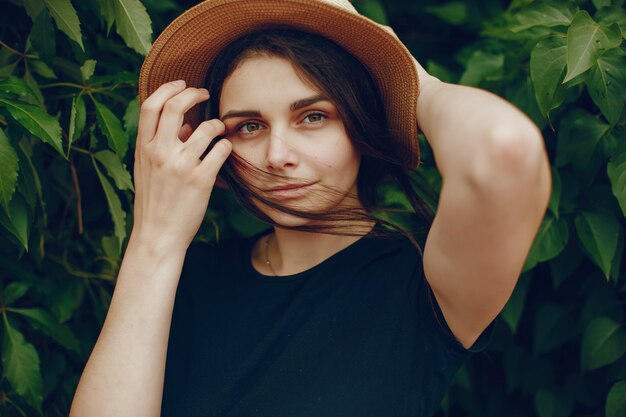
414, 59, 551, 349
69, 81, 232, 417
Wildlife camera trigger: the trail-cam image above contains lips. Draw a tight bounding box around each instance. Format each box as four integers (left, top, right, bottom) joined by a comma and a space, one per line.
267, 182, 316, 192
264, 181, 317, 199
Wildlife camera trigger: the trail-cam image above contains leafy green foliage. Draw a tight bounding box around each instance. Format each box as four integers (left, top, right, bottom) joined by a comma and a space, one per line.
0, 0, 624, 416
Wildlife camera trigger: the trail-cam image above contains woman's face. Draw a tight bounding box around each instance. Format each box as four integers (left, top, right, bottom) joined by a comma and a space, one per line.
219, 55, 362, 227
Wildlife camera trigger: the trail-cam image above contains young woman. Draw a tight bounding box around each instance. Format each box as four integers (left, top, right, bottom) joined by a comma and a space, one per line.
70, 1, 551, 416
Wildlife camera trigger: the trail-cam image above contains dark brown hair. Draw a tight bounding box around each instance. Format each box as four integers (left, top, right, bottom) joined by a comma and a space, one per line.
203, 28, 434, 254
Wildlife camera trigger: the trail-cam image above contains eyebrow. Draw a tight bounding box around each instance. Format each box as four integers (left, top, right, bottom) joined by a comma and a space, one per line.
220, 94, 330, 120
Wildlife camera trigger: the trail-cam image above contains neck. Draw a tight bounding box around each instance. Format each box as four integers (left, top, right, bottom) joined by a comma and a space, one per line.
263, 221, 376, 276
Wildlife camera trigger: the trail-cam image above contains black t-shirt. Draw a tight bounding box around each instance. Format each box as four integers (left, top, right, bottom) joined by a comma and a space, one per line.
161, 226, 497, 417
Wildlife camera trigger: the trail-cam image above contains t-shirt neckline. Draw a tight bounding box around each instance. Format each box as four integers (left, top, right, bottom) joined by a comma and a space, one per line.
243, 224, 382, 282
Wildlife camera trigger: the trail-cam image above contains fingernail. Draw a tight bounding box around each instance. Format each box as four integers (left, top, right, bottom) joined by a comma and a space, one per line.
171, 80, 185, 86
199, 88, 209, 95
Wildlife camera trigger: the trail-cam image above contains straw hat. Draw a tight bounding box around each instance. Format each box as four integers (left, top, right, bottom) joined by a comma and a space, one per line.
138, 0, 420, 169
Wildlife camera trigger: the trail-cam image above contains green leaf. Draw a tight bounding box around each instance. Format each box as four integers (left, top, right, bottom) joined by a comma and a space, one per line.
0, 98, 65, 158
0, 76, 38, 101
564, 11, 622, 82
93, 159, 127, 253
68, 93, 86, 145
534, 387, 574, 417
459, 50, 504, 86
2, 318, 44, 413
581, 317, 626, 371
533, 302, 576, 354
353, 0, 388, 25
595, 5, 626, 40
21, 0, 45, 20
48, 278, 84, 323
10, 307, 80, 352
608, 145, 626, 219
111, 0, 153, 55
92, 98, 129, 159
424, 3, 468, 26
80, 59, 97, 82
123, 96, 139, 146
530, 34, 568, 119
506, 1, 578, 32
3, 282, 31, 305
548, 166, 561, 218
97, 0, 116, 34
555, 110, 610, 180
575, 210, 621, 279
592, 0, 611, 9
606, 380, 626, 417
16, 139, 43, 213
29, 8, 56, 66
501, 272, 530, 334
523, 214, 569, 271
0, 190, 30, 250
42, 0, 85, 51
585, 48, 626, 125
0, 128, 19, 215
94, 150, 134, 191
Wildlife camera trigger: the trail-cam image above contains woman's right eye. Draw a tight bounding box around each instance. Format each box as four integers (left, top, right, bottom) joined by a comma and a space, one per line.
238, 121, 263, 135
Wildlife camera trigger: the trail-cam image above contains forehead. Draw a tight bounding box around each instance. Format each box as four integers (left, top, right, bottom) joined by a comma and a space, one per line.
219, 56, 321, 110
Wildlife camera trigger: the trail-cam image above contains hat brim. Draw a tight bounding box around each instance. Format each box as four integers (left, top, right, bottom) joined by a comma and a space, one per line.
139, 0, 420, 169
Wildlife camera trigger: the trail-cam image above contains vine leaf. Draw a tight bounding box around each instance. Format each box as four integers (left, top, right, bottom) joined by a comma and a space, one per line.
0, 128, 19, 215
94, 150, 135, 191
575, 210, 621, 279
0, 97, 65, 158
585, 48, 626, 125
92, 97, 129, 159
0, 193, 30, 250
523, 213, 569, 271
563, 11, 621, 82
581, 317, 626, 371
41, 0, 84, 51
608, 146, 626, 220
10, 307, 81, 353
606, 380, 626, 417
93, 158, 127, 255
530, 34, 568, 119
100, 0, 153, 55
68, 93, 86, 147
1, 318, 44, 413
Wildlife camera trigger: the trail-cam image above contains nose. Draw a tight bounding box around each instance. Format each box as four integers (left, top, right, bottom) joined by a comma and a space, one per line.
265, 130, 297, 172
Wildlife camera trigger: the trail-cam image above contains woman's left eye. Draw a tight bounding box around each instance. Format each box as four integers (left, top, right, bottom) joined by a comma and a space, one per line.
302, 113, 327, 124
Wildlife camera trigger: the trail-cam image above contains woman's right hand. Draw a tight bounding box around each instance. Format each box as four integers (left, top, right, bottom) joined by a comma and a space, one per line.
130, 80, 232, 251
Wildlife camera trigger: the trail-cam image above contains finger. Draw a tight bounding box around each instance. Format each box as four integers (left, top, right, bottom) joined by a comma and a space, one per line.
154, 88, 210, 145
178, 123, 193, 143
137, 80, 187, 146
199, 138, 233, 181
182, 119, 225, 159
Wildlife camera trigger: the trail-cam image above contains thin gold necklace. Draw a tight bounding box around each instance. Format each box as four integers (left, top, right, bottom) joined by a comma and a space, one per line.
265, 233, 278, 276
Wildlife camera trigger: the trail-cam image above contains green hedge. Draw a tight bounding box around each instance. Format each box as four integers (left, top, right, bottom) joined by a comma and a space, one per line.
0, 0, 624, 416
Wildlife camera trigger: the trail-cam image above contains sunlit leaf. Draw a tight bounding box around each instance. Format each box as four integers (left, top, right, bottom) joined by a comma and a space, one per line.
506, 1, 577, 32
42, 0, 84, 51
0, 97, 64, 158
564, 11, 621, 82
111, 0, 153, 55
80, 59, 97, 82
